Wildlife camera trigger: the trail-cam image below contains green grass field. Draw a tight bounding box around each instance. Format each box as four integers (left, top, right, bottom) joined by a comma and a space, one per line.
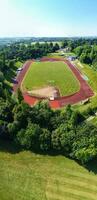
15, 61, 23, 69
73, 60, 97, 113
0, 140, 97, 200
31, 41, 62, 47
22, 61, 80, 96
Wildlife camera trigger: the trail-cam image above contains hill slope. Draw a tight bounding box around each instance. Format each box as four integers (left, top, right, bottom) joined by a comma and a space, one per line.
0, 140, 97, 200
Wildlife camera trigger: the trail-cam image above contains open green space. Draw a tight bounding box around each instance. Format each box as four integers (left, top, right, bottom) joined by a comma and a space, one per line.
15, 61, 23, 69
73, 60, 97, 113
0, 140, 97, 200
48, 51, 76, 58
74, 60, 97, 93
31, 41, 62, 46
90, 116, 97, 126
22, 61, 80, 96
63, 52, 76, 57
48, 52, 62, 58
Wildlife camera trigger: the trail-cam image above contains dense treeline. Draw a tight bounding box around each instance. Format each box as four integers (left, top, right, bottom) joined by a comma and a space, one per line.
74, 45, 97, 68
62, 38, 97, 69
0, 42, 60, 94
1, 91, 97, 164
0, 42, 60, 61
62, 38, 97, 50
0, 39, 97, 164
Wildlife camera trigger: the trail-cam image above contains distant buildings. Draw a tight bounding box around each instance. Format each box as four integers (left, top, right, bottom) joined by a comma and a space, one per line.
67, 56, 77, 61
59, 47, 71, 55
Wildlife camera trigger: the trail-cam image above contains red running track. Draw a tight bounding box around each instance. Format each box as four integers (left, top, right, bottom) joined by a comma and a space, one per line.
13, 60, 33, 92
13, 57, 94, 109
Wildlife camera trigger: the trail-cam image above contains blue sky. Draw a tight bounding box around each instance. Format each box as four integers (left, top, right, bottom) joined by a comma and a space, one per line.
0, 0, 97, 37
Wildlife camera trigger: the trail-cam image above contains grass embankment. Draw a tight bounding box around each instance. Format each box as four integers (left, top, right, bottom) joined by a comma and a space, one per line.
73, 60, 97, 112
48, 52, 62, 58
48, 52, 76, 58
22, 61, 80, 96
0, 140, 97, 200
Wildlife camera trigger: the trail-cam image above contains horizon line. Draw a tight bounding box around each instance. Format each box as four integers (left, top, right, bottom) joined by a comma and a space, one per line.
0, 36, 97, 39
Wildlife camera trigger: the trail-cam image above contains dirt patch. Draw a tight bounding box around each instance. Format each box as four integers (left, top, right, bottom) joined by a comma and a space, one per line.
28, 86, 60, 99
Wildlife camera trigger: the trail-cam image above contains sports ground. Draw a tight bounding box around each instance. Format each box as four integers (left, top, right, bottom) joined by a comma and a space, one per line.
13, 57, 94, 109
22, 61, 79, 97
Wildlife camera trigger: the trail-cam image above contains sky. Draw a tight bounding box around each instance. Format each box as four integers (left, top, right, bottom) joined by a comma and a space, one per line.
0, 0, 97, 37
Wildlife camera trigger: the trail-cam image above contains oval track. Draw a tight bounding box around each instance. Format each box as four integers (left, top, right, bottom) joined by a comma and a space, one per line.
13, 57, 94, 109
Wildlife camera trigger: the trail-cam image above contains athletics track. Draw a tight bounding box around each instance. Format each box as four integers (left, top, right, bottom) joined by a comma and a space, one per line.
13, 58, 94, 109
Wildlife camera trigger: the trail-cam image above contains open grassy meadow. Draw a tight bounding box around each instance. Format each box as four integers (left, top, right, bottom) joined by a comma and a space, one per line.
22, 61, 80, 96
0, 140, 97, 200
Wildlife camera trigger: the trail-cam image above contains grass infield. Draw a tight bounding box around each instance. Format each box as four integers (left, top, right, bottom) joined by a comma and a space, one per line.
22, 61, 80, 96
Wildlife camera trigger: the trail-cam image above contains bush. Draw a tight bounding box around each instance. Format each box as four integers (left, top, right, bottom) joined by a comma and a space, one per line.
39, 128, 51, 151
16, 122, 42, 150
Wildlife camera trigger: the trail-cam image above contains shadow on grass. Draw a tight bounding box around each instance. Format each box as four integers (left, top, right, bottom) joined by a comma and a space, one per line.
1, 139, 97, 174
0, 139, 62, 157
74, 157, 97, 175
84, 158, 97, 174
0, 139, 21, 154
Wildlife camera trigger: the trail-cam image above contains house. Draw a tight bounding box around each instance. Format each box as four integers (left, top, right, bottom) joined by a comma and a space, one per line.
68, 56, 77, 61
63, 47, 71, 52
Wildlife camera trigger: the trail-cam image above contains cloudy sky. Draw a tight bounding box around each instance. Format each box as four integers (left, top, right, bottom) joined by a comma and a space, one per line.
0, 0, 97, 37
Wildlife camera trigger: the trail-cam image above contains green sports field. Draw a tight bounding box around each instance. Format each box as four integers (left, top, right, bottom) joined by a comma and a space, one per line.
22, 61, 80, 96
0, 140, 97, 200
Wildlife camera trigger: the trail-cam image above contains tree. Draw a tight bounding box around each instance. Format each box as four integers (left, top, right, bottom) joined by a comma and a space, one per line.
17, 88, 24, 103
0, 71, 4, 82
9, 60, 14, 68
71, 110, 84, 129
93, 57, 97, 70
0, 82, 4, 97
0, 98, 13, 122
90, 48, 95, 62
65, 105, 73, 121
39, 128, 51, 151
32, 101, 53, 129
13, 101, 30, 130
61, 40, 68, 48
53, 43, 60, 52
74, 46, 83, 57
8, 120, 19, 139
16, 122, 42, 150
73, 147, 97, 164
52, 127, 62, 151
67, 41, 75, 51
2, 52, 6, 67
52, 124, 75, 154
0, 120, 8, 139
49, 42, 53, 49
71, 123, 97, 163
80, 53, 91, 64
0, 59, 3, 71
